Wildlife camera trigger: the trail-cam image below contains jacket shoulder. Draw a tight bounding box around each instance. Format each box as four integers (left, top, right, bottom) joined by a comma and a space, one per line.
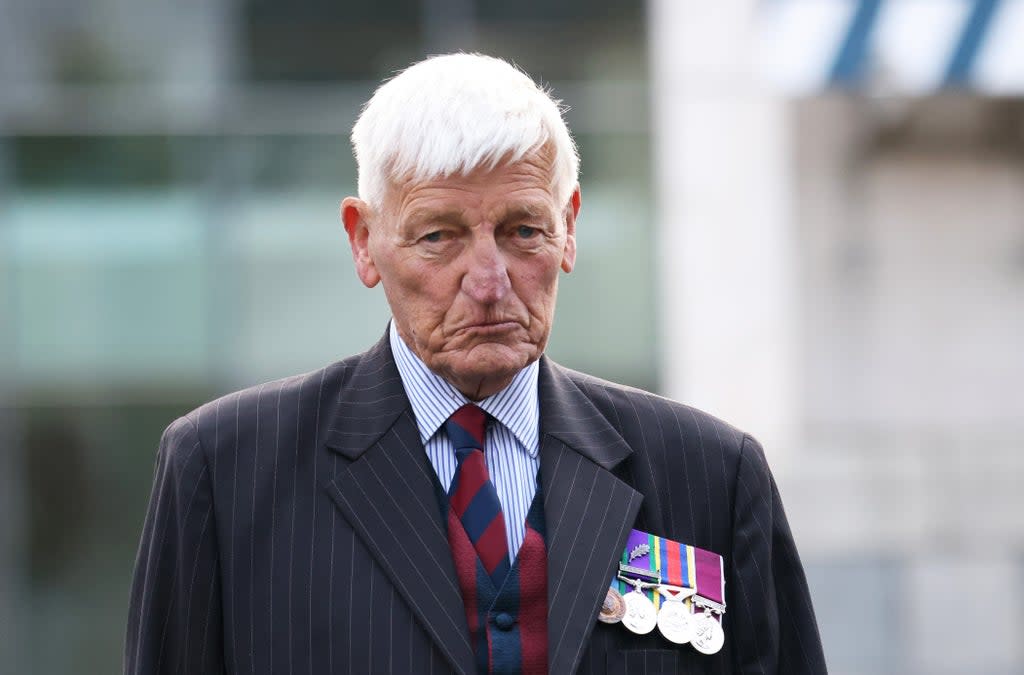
190, 358, 353, 424
552, 361, 750, 458
163, 354, 360, 462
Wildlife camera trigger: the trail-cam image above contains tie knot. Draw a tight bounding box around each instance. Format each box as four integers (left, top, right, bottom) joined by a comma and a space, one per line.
445, 404, 488, 452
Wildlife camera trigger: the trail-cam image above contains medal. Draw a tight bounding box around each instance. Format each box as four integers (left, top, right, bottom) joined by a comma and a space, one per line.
691, 547, 727, 655
621, 581, 658, 634
656, 585, 696, 644
598, 587, 626, 624
691, 609, 725, 655
612, 556, 659, 635
656, 599, 694, 644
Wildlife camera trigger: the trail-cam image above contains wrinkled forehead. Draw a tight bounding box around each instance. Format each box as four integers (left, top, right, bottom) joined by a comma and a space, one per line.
381, 145, 560, 212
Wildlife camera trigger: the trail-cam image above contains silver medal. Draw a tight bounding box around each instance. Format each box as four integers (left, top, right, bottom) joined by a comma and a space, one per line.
657, 600, 694, 644
654, 584, 696, 644
621, 588, 658, 634
691, 611, 725, 655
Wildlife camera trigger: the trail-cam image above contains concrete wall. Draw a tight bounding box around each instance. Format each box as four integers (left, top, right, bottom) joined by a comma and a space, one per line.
789, 96, 1024, 675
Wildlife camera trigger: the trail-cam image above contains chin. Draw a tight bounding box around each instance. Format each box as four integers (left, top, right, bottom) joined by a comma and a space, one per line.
458, 355, 523, 380
442, 344, 537, 388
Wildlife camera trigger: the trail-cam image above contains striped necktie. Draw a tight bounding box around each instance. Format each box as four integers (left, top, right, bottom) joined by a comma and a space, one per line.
445, 404, 511, 587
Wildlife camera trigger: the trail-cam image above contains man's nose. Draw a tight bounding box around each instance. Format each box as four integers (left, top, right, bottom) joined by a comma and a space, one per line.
462, 236, 511, 304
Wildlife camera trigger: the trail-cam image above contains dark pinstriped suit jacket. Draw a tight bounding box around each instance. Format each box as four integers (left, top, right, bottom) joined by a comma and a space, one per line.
125, 333, 827, 674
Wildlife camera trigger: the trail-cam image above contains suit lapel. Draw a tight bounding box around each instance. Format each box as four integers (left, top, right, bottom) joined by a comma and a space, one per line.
322, 335, 476, 675
538, 358, 644, 675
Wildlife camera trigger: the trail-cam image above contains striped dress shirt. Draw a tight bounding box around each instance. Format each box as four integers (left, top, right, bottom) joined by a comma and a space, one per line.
389, 322, 540, 559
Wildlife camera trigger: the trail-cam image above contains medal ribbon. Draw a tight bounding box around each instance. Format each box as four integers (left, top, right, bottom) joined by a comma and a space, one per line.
656, 532, 691, 588
694, 546, 725, 606
693, 545, 726, 625
615, 529, 724, 614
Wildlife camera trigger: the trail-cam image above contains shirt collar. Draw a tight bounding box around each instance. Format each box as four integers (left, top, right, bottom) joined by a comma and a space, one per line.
389, 321, 540, 456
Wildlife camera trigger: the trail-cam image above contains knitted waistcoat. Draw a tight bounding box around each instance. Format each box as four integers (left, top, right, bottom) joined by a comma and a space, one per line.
445, 485, 548, 675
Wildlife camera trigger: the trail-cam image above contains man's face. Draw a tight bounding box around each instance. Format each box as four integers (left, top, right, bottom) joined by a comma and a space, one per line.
343, 151, 579, 400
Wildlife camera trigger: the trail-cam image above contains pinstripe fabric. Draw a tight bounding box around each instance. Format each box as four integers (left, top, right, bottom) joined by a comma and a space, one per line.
125, 331, 827, 675
390, 322, 540, 559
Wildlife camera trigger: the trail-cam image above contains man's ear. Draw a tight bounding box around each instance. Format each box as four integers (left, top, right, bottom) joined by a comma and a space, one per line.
560, 185, 580, 273
341, 197, 381, 288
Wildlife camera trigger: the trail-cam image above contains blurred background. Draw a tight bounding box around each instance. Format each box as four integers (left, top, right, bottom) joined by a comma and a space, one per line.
0, 0, 1022, 673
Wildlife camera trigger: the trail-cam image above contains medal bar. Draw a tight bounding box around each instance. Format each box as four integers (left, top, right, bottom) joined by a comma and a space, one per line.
603, 528, 727, 654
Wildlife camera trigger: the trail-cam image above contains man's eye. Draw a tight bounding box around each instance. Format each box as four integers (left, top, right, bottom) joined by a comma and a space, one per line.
516, 225, 539, 239
422, 231, 444, 243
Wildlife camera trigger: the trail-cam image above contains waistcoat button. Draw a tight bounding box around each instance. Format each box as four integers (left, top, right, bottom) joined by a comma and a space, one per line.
494, 612, 515, 631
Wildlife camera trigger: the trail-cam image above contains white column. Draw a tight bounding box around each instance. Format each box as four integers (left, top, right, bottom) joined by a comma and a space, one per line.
649, 0, 798, 462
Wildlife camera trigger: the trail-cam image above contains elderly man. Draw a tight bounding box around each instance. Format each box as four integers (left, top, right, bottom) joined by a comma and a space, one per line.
126, 54, 826, 675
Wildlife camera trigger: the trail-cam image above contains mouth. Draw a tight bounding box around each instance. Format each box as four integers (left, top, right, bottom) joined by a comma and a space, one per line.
458, 321, 521, 336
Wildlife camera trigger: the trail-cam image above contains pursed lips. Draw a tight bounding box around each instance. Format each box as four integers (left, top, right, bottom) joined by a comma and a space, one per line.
454, 320, 523, 336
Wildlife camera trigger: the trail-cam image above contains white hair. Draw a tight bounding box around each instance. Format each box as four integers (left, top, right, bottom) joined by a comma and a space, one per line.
351, 53, 579, 210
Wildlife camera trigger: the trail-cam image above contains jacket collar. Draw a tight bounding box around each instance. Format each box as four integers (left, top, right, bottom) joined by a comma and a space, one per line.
323, 331, 634, 470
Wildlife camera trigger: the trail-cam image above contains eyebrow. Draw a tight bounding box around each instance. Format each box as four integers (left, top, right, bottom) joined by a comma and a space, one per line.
402, 202, 552, 230
501, 204, 548, 222
403, 208, 468, 227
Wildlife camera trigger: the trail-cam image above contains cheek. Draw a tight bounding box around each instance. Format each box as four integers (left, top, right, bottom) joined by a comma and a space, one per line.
532, 251, 564, 286
513, 259, 561, 308
377, 252, 434, 296
388, 265, 458, 319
